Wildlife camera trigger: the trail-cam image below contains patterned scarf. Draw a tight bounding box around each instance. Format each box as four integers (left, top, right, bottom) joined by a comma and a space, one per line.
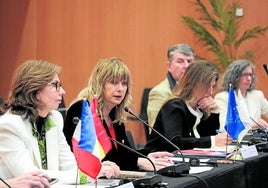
32, 117, 55, 169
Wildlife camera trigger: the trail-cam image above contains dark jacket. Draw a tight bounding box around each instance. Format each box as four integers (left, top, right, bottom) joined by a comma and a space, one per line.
144, 98, 220, 152
63, 100, 140, 171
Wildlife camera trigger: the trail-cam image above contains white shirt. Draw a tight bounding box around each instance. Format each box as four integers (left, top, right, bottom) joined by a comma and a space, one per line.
215, 90, 268, 131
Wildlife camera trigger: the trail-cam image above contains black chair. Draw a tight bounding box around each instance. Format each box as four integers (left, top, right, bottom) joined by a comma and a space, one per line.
0, 97, 3, 115
139, 88, 152, 142
57, 98, 67, 121
125, 130, 136, 150
125, 88, 151, 148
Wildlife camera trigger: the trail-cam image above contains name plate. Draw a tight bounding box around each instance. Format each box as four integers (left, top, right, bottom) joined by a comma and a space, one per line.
239, 145, 258, 159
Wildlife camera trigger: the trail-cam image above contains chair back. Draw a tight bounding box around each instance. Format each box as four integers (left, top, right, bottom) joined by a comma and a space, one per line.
139, 88, 151, 141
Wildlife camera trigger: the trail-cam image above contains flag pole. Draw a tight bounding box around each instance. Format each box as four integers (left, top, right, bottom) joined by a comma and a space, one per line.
232, 83, 239, 161
225, 84, 232, 159
235, 141, 240, 160
75, 149, 80, 188
225, 84, 242, 161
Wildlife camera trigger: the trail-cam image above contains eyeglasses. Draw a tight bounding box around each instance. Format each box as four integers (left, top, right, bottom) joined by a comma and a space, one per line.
47, 81, 62, 92
241, 73, 254, 78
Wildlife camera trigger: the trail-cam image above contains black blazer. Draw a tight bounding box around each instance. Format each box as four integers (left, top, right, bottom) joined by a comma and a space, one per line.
63, 100, 140, 171
144, 98, 220, 152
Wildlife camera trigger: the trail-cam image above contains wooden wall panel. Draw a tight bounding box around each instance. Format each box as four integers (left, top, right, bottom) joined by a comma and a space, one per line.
0, 0, 268, 144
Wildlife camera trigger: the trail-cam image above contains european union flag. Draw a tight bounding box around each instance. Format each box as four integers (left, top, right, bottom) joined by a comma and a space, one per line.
224, 88, 245, 140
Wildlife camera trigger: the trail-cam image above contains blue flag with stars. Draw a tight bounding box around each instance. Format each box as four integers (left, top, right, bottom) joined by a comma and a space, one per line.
224, 88, 245, 140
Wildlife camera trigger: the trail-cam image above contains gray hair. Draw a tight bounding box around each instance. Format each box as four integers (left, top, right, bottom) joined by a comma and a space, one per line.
167, 43, 195, 61
221, 59, 256, 91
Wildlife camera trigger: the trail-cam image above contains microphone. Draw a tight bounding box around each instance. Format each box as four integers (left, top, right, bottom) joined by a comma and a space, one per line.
124, 107, 190, 176
72, 117, 80, 125
0, 178, 11, 188
57, 107, 67, 112
250, 117, 268, 138
263, 64, 268, 75
109, 137, 163, 187
249, 117, 268, 151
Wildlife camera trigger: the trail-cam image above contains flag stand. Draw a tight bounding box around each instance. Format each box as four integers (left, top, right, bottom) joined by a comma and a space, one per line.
228, 141, 243, 161
221, 84, 244, 162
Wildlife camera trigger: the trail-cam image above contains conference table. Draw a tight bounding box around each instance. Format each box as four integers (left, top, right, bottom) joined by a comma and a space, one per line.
51, 152, 268, 188
162, 162, 245, 188
160, 152, 268, 188
244, 152, 268, 188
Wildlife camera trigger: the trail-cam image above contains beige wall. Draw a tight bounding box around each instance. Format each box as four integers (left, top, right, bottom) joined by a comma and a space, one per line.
0, 0, 268, 142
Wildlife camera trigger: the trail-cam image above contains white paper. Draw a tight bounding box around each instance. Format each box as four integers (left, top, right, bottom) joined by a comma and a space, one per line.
52, 179, 121, 188
240, 145, 258, 159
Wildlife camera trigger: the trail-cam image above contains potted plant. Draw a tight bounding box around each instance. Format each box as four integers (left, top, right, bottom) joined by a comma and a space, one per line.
182, 0, 268, 72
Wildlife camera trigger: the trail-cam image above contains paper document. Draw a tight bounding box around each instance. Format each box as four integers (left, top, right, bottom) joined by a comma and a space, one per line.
180, 146, 237, 158
52, 179, 121, 188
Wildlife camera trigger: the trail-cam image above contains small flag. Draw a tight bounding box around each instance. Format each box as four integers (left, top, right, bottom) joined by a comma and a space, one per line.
224, 88, 245, 140
72, 99, 112, 179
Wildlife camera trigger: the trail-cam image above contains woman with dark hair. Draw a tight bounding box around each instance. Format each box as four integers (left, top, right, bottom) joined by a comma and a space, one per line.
0, 60, 118, 184
144, 60, 232, 152
215, 59, 268, 130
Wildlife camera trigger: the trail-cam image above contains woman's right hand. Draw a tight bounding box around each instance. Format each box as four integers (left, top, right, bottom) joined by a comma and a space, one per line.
5, 171, 51, 188
215, 132, 233, 146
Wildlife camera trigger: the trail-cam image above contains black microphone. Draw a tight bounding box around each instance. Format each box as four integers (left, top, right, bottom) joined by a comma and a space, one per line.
250, 117, 268, 136
263, 64, 268, 75
124, 107, 190, 176
0, 178, 11, 188
72, 117, 80, 125
109, 137, 163, 187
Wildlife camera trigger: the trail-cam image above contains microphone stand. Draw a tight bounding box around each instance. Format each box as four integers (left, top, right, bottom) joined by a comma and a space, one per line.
250, 117, 268, 137
249, 117, 268, 152
125, 107, 190, 176
109, 137, 163, 187
0, 178, 11, 188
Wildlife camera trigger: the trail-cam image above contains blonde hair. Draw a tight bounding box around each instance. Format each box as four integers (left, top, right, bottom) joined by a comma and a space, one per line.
75, 58, 132, 123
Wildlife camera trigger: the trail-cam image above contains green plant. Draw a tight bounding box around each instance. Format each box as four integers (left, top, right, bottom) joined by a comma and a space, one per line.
182, 0, 268, 72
